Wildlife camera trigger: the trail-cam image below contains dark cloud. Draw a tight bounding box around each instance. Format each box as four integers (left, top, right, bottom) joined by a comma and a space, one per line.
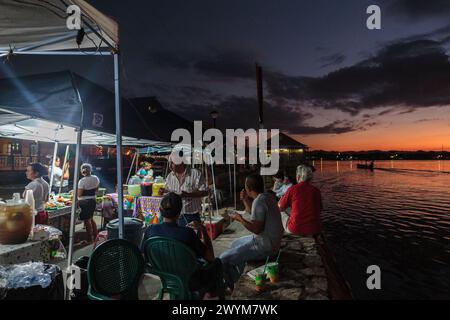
383, 0, 450, 19
170, 95, 360, 135
147, 26, 450, 133
413, 118, 441, 123
377, 108, 396, 116
147, 49, 257, 80
265, 39, 450, 115
319, 53, 346, 69
193, 51, 255, 80
147, 51, 197, 70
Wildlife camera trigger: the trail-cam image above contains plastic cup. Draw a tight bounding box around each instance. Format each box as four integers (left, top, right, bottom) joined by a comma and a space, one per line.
255, 273, 266, 293
266, 262, 279, 283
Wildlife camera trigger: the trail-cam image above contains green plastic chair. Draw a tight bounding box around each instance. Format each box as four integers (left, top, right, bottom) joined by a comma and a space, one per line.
143, 236, 205, 300
87, 239, 144, 300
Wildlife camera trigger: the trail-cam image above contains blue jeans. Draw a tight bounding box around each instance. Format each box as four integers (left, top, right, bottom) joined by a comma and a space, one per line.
219, 235, 268, 287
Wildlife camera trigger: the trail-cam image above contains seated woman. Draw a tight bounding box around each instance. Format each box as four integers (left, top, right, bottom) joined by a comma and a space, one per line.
24, 163, 50, 224
272, 172, 284, 195
276, 175, 295, 199
77, 163, 100, 243
142, 192, 223, 299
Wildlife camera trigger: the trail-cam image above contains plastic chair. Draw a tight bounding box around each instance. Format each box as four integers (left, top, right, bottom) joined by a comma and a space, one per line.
87, 239, 144, 300
143, 237, 201, 300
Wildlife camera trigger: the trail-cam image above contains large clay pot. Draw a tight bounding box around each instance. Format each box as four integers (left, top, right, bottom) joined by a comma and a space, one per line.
0, 201, 32, 244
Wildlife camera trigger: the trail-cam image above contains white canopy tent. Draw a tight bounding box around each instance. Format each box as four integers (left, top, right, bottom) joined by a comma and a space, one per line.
0, 0, 126, 298
0, 116, 166, 146
0, 0, 117, 54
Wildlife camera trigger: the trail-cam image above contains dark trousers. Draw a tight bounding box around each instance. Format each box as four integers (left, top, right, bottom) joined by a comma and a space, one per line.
189, 258, 225, 299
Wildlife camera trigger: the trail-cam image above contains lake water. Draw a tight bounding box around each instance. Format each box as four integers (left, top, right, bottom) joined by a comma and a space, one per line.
314, 160, 450, 299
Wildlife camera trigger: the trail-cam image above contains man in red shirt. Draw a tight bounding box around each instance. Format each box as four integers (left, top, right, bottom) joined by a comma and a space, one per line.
278, 165, 322, 236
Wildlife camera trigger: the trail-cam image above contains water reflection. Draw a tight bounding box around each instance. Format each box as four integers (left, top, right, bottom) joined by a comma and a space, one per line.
315, 160, 450, 299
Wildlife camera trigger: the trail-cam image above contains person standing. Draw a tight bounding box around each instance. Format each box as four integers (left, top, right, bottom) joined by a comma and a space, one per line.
219, 173, 284, 289
164, 154, 209, 227
24, 163, 50, 225
77, 163, 100, 243
50, 156, 69, 194
278, 165, 322, 236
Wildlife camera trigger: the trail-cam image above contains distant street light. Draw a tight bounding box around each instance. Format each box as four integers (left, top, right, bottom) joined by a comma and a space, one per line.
210, 110, 219, 129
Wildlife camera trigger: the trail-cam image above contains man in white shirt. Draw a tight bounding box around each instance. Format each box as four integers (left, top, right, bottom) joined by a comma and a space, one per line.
219, 173, 284, 289
164, 155, 209, 226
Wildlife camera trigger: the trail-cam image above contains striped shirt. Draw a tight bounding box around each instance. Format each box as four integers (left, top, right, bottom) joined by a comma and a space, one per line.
165, 167, 208, 215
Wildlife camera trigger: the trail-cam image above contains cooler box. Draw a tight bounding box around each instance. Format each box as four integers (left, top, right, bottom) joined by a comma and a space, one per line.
204, 217, 225, 240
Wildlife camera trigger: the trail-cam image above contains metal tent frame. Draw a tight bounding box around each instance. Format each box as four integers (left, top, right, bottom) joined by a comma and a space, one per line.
0, 0, 126, 299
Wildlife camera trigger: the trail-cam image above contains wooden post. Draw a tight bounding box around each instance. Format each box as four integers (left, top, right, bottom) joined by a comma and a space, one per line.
59, 145, 69, 194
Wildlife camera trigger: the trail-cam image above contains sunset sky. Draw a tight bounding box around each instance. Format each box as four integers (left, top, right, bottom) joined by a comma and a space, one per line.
3, 0, 450, 151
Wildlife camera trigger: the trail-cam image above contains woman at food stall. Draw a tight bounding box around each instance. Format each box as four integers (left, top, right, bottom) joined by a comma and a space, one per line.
144, 161, 154, 178
77, 163, 100, 243
24, 163, 50, 224
137, 161, 153, 179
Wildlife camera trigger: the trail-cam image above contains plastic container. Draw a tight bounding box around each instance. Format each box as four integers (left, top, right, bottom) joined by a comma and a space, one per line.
127, 184, 141, 197
106, 218, 146, 247
266, 262, 279, 283
96, 188, 106, 197
152, 183, 165, 197
0, 199, 33, 244
140, 183, 153, 197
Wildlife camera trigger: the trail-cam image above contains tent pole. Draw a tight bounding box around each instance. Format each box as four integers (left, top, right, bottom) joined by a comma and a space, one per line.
136, 148, 139, 173
126, 151, 137, 184
233, 152, 237, 209
66, 128, 82, 300
114, 53, 124, 239
228, 164, 232, 204
49, 141, 58, 192
7, 51, 111, 56
210, 154, 219, 217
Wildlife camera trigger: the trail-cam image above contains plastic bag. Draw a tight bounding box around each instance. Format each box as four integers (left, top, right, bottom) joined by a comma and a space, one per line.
0, 262, 58, 289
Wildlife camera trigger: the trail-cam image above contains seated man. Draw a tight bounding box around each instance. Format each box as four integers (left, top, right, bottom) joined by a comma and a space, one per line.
219, 174, 284, 289
278, 165, 322, 236
142, 192, 223, 298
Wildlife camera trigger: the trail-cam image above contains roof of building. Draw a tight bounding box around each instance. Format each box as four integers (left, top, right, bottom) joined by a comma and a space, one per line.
267, 132, 308, 149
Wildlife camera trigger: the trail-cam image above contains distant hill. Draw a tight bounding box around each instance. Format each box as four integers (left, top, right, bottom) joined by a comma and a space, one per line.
309, 150, 449, 161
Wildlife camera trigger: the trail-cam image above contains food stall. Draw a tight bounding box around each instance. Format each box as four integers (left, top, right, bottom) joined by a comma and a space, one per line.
0, 71, 175, 279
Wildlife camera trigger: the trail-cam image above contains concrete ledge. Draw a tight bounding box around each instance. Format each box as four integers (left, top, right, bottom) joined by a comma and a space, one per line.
231, 234, 330, 300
